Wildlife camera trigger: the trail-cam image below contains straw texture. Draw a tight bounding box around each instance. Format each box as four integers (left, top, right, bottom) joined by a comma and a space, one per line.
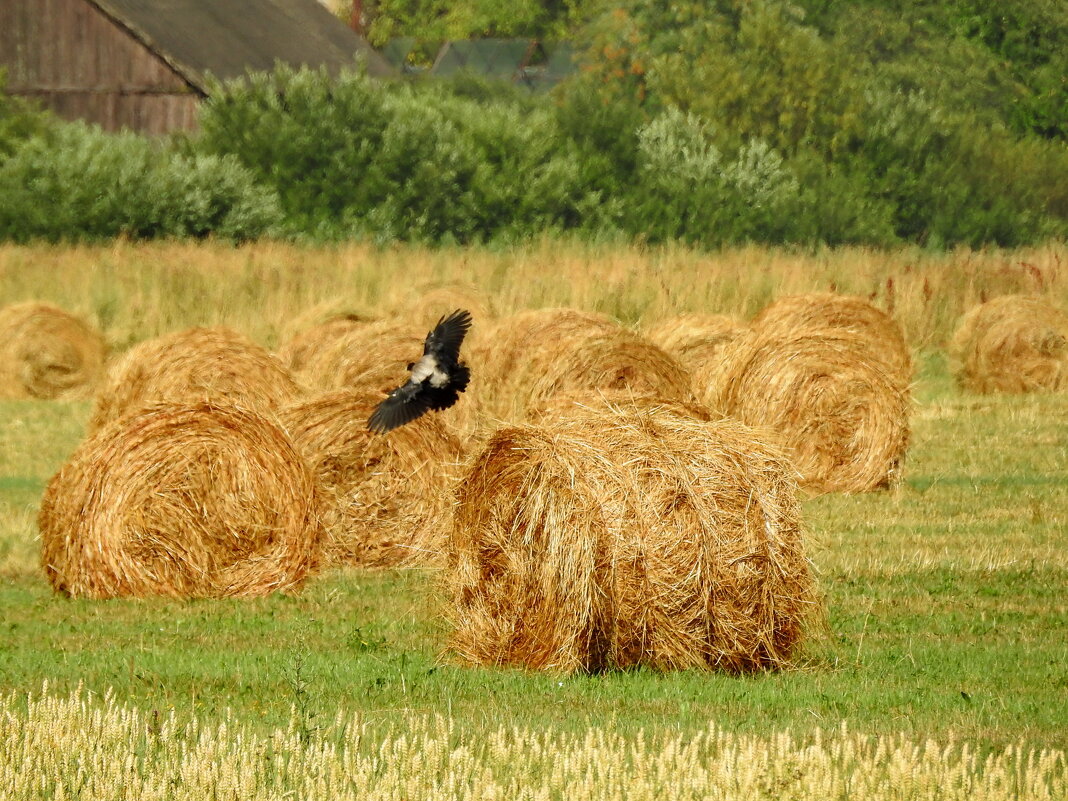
711, 333, 910, 493
89, 326, 300, 432
0, 302, 106, 399
949, 295, 1068, 393
39, 403, 324, 599
280, 389, 464, 566
446, 397, 817, 673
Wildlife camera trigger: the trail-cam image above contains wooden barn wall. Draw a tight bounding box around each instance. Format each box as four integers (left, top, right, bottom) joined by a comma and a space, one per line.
0, 0, 202, 133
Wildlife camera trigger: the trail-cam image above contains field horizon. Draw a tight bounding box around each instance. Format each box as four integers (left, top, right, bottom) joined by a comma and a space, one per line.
1, 240, 1066, 798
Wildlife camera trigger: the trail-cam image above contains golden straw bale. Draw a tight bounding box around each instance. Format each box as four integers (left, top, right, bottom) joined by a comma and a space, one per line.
292, 319, 419, 394
751, 293, 912, 381
474, 308, 693, 424
276, 310, 375, 376
88, 326, 300, 433
39, 403, 324, 599
298, 316, 482, 438
389, 284, 496, 331
711, 333, 911, 494
0, 302, 106, 399
643, 313, 748, 372
279, 389, 464, 567
949, 295, 1068, 394
446, 398, 817, 673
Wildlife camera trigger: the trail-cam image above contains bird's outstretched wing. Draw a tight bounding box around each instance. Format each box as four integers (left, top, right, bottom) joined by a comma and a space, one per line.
367, 382, 431, 434
423, 309, 472, 360
367, 309, 474, 434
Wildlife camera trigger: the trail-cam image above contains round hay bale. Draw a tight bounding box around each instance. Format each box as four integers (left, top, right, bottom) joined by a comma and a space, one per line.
643, 313, 748, 372
389, 284, 496, 331
0, 302, 107, 399
712, 333, 911, 494
89, 326, 300, 433
446, 399, 817, 673
297, 316, 483, 438
276, 311, 375, 376
294, 319, 421, 394
279, 389, 464, 567
39, 403, 324, 599
475, 308, 693, 424
949, 295, 1068, 394
751, 293, 912, 381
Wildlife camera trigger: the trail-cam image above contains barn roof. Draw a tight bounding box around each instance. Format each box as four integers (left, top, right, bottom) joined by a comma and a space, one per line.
87, 0, 395, 91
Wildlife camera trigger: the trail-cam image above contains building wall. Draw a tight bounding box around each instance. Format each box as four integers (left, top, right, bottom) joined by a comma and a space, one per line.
0, 0, 201, 133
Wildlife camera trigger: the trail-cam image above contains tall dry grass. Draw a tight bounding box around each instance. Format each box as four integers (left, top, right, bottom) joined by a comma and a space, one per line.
1, 685, 1064, 801
1, 241, 1064, 354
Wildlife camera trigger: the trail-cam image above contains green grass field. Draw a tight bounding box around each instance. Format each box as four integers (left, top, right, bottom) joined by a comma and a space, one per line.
1, 242, 1066, 798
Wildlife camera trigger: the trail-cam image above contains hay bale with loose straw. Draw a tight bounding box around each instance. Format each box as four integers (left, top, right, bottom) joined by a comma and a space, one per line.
390, 284, 496, 331
0, 302, 106, 399
949, 295, 1068, 393
280, 389, 464, 567
475, 308, 693, 424
276, 310, 375, 377
446, 398, 817, 673
712, 333, 910, 494
751, 293, 912, 381
643, 313, 748, 372
39, 403, 324, 599
296, 317, 483, 438
89, 326, 300, 432
292, 319, 420, 394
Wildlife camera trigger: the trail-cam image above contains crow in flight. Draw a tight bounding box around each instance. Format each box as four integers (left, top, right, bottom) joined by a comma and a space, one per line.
367, 309, 472, 433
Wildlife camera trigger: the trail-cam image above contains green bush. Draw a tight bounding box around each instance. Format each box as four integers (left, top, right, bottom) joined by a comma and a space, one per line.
0, 122, 282, 242
0, 73, 51, 159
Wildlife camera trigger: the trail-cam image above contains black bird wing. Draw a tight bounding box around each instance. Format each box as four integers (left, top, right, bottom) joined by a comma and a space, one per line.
367, 309, 473, 434
423, 309, 472, 361
367, 381, 432, 434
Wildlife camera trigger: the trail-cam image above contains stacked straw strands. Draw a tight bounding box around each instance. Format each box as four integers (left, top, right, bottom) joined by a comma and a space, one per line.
280, 389, 464, 567
0, 302, 106, 399
949, 295, 1068, 394
293, 317, 482, 437
286, 318, 421, 394
39, 403, 324, 599
88, 326, 300, 432
276, 311, 373, 376
711, 334, 910, 494
387, 283, 496, 331
474, 308, 692, 424
643, 313, 748, 371
446, 396, 817, 673
750, 293, 912, 381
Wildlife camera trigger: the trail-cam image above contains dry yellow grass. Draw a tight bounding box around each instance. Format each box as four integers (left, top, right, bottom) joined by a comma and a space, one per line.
279, 388, 464, 567
3, 686, 1063, 801
89, 326, 301, 432
0, 301, 106, 399
446, 395, 816, 673
1, 240, 1064, 351
711, 333, 911, 494
38, 403, 324, 598
949, 295, 1068, 393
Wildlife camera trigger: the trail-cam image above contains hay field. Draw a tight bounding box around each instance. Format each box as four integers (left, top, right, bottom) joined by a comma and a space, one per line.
1, 241, 1066, 798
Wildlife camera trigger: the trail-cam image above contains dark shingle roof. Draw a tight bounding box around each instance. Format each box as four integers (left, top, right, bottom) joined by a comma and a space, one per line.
88, 0, 395, 91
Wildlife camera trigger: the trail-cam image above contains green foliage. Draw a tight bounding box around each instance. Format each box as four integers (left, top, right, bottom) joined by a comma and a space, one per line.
0, 72, 51, 159
0, 122, 282, 243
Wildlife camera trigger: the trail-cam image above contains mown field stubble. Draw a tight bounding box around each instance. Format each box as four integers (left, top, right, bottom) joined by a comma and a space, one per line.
0, 241, 1066, 798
